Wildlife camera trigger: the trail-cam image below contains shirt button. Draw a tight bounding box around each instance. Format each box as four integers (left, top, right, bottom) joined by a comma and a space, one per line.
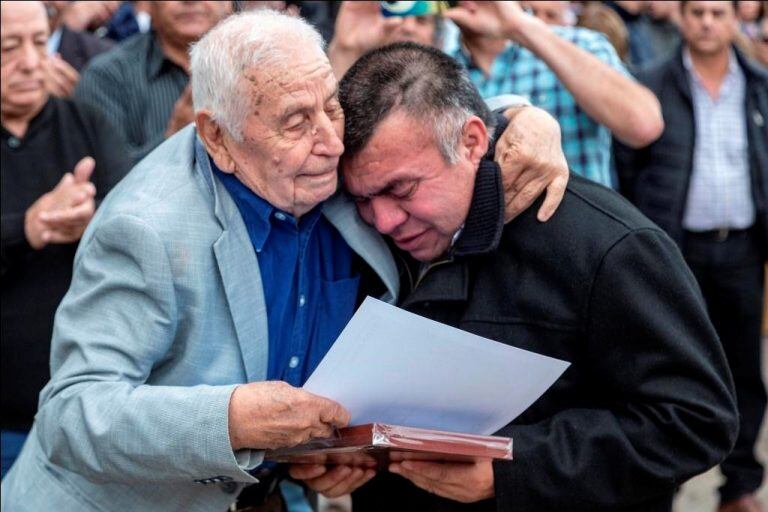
289, 356, 300, 369
7, 137, 20, 148
274, 212, 286, 221
298, 294, 306, 307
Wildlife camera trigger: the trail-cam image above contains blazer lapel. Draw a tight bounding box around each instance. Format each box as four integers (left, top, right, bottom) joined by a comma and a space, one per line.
196, 139, 268, 383
323, 193, 400, 304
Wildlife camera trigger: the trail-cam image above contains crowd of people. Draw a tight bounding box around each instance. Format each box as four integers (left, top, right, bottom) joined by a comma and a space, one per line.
1, 1, 766, 512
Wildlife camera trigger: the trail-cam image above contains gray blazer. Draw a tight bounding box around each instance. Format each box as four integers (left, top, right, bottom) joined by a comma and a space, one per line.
1, 125, 399, 512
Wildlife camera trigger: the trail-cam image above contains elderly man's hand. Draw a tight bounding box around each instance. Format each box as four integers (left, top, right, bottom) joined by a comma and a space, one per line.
228, 381, 351, 451
496, 106, 568, 222
388, 459, 495, 503
24, 156, 97, 249
289, 464, 377, 498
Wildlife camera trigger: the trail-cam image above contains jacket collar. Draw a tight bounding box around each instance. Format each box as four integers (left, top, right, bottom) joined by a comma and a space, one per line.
453, 159, 505, 257
670, 43, 766, 102
400, 157, 505, 308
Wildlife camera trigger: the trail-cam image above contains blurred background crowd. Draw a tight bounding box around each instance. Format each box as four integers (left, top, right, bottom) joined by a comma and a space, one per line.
1, 1, 767, 511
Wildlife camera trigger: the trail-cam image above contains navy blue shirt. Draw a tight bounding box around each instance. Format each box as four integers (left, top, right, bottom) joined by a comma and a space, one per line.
213, 162, 360, 386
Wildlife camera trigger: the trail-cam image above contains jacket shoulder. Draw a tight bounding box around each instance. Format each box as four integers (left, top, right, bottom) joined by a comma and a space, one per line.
503, 175, 668, 271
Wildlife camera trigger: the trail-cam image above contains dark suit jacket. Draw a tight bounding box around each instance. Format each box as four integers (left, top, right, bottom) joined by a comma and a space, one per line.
614, 45, 768, 250
353, 163, 738, 511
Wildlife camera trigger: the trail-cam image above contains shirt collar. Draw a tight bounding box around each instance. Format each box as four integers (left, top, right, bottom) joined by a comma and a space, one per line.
47, 27, 63, 55
147, 32, 182, 80
682, 46, 740, 85
209, 156, 323, 252
1, 97, 54, 142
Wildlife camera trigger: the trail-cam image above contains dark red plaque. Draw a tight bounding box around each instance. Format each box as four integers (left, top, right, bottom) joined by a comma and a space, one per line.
265, 423, 513, 467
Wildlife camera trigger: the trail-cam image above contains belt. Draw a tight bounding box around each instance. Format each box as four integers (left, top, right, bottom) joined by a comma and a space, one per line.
685, 227, 752, 243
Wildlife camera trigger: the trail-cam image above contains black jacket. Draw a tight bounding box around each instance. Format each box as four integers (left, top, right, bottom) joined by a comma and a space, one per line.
615, 45, 768, 249
353, 163, 738, 512
1, 97, 130, 429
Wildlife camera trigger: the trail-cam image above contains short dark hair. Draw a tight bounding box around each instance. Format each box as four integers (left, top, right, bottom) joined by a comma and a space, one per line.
680, 1, 738, 12
338, 42, 494, 164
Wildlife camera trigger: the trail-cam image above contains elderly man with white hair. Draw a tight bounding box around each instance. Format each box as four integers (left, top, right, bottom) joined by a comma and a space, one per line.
1, 9, 568, 512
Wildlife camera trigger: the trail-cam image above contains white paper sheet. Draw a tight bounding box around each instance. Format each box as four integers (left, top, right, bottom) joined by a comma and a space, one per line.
303, 297, 570, 435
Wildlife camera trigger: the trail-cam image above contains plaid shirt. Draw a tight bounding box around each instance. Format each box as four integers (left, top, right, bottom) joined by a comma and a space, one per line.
451, 27, 629, 188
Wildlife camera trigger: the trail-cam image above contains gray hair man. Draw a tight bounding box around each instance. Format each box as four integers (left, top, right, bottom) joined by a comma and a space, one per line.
291, 42, 739, 511
1, 10, 569, 512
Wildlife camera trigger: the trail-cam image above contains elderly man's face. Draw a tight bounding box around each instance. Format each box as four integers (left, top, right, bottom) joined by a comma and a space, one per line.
343, 111, 482, 262
1, 1, 49, 118
220, 51, 344, 216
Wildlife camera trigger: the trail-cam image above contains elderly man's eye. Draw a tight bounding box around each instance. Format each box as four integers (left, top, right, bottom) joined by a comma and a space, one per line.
325, 103, 343, 117
284, 113, 308, 130
392, 181, 417, 199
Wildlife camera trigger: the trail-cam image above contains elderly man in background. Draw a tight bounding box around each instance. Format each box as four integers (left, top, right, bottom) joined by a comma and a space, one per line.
1, 0, 130, 478
292, 41, 739, 512
74, 0, 229, 164
1, 8, 570, 511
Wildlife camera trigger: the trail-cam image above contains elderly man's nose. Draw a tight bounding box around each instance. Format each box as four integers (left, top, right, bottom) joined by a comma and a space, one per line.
313, 116, 344, 157
371, 196, 406, 235
19, 43, 43, 70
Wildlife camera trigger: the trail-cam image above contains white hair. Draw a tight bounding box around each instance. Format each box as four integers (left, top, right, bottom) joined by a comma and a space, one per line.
189, 10, 325, 140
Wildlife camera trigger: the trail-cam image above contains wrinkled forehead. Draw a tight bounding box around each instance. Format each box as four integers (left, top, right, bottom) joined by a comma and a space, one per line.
241, 51, 336, 113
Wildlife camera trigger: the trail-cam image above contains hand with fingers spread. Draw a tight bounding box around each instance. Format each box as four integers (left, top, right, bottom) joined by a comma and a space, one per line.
44, 54, 80, 98
24, 156, 97, 249
289, 464, 377, 498
227, 381, 350, 451
388, 459, 495, 503
496, 106, 568, 222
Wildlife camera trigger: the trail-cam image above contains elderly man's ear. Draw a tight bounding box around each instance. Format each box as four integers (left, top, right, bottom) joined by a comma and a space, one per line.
195, 111, 237, 174
461, 116, 490, 167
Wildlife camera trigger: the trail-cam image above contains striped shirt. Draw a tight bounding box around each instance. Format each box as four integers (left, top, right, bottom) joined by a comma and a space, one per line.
682, 48, 754, 231
451, 27, 629, 188
75, 33, 188, 164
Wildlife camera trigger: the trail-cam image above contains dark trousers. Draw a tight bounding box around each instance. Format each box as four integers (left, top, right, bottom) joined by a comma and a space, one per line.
684, 227, 766, 502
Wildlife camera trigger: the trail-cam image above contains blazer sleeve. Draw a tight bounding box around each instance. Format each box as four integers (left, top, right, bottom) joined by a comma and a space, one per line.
34, 213, 261, 484
493, 228, 738, 510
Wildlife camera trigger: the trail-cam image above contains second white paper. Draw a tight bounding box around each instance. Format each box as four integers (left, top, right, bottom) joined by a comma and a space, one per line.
303, 297, 570, 436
